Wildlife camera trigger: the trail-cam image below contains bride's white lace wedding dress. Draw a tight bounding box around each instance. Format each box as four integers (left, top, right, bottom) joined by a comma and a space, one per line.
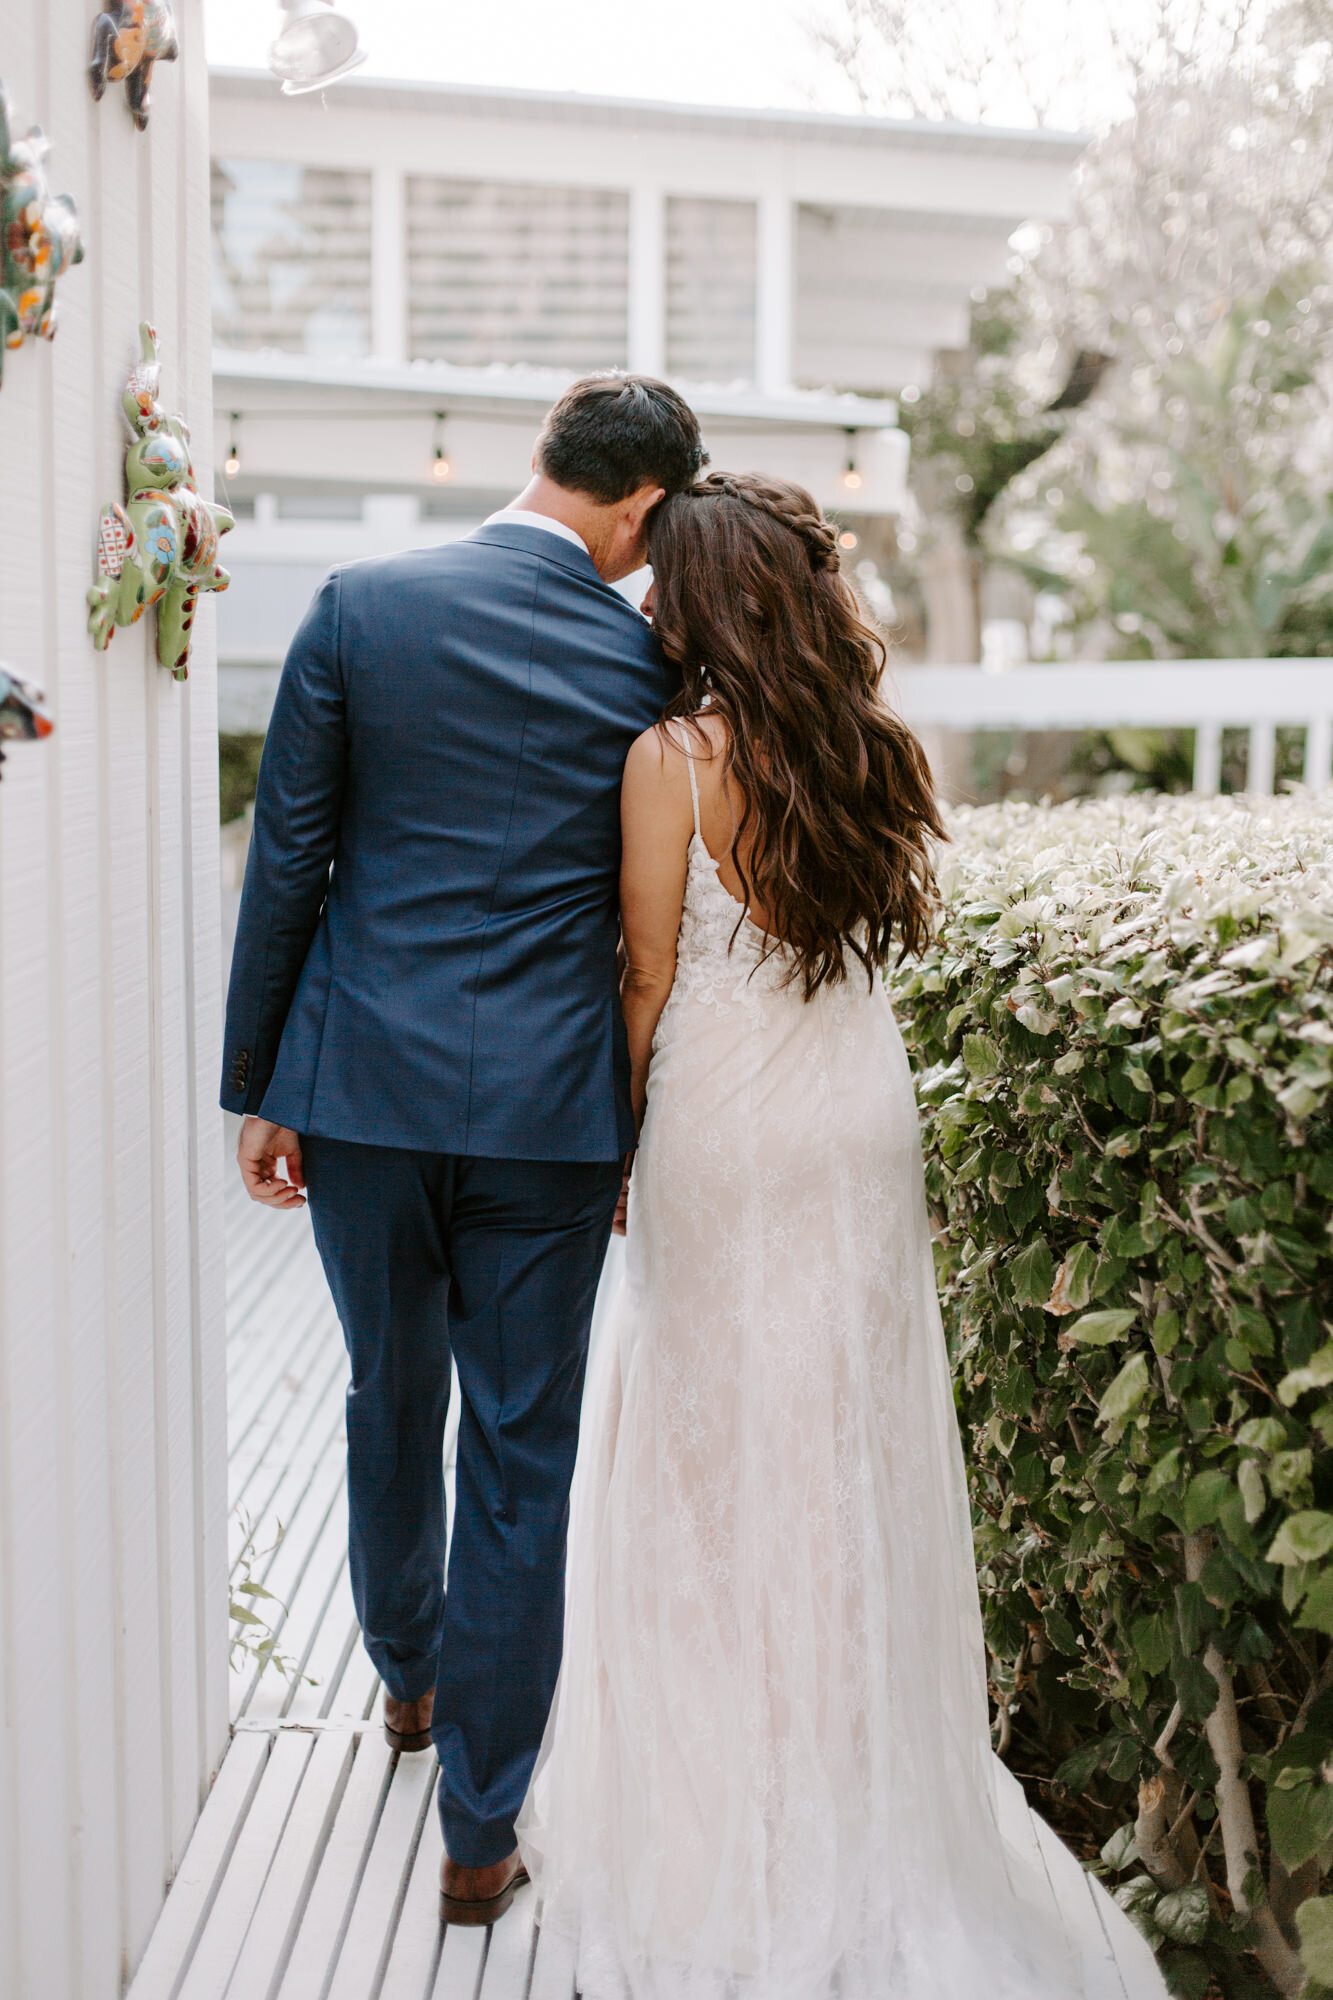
519, 735, 1162, 1999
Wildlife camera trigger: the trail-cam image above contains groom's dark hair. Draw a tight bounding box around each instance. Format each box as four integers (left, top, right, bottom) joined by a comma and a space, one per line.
536, 373, 708, 505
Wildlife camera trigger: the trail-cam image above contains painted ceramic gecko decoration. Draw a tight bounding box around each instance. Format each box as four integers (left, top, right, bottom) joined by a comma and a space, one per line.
0, 666, 54, 776
0, 82, 84, 387
88, 323, 234, 681
89, 2, 180, 131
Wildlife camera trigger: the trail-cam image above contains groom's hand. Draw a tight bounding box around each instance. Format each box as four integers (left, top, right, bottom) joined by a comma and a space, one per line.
611, 1151, 634, 1237
238, 1116, 307, 1208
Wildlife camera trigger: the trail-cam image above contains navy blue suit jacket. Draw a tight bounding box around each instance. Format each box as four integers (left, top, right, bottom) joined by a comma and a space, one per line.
220, 523, 677, 1161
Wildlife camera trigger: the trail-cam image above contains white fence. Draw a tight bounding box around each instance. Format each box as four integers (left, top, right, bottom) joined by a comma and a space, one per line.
0, 6, 227, 1998
892, 660, 1333, 794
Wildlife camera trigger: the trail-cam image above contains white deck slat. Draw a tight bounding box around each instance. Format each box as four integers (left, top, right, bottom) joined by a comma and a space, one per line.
280, 1568, 363, 1725
226, 1235, 338, 1449
228, 1298, 342, 1499
230, 1419, 348, 1716
228, 1355, 346, 1566
225, 1226, 329, 1416
527, 1924, 578, 2000
177, 1732, 316, 2000
328, 1637, 385, 1730
226, 1273, 330, 1436
241, 1489, 350, 1722
276, 1734, 396, 1999
378, 1781, 449, 1997
224, 1216, 316, 1344
220, 1729, 357, 2000
325, 1752, 439, 2000
432, 1925, 489, 2000
126, 1734, 270, 2000
476, 1886, 538, 1999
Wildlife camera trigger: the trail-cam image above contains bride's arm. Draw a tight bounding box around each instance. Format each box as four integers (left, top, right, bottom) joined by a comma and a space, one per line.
619, 724, 695, 1130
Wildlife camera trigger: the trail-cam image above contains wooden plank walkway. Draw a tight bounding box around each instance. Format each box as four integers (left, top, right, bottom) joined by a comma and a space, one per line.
129, 1173, 1165, 1999
128, 1180, 563, 2000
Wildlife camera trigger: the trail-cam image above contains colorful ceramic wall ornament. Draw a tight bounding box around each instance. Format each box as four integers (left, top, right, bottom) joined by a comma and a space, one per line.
88, 323, 234, 681
89, 2, 180, 131
0, 82, 84, 386
0, 665, 54, 776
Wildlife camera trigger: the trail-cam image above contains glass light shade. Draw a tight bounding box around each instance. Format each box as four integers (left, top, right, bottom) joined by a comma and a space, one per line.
270, 1, 368, 94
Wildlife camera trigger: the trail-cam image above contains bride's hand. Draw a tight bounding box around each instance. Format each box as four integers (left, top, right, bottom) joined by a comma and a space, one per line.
612, 1152, 634, 1236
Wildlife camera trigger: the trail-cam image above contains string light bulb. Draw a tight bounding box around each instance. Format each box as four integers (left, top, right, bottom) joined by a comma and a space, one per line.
224, 414, 241, 480
840, 430, 863, 492
431, 411, 452, 483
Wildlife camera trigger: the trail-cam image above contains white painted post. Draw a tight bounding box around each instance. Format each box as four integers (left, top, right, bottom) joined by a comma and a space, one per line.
370, 164, 407, 365
755, 193, 795, 395
1305, 714, 1332, 793
1247, 720, 1277, 796
1193, 721, 1223, 796
627, 186, 666, 378
0, 4, 226, 1996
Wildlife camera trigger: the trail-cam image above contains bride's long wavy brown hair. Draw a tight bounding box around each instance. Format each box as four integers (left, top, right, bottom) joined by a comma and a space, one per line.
647, 471, 945, 998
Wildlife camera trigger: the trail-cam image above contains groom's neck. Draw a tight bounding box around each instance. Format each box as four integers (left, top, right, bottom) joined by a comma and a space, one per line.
504, 476, 628, 581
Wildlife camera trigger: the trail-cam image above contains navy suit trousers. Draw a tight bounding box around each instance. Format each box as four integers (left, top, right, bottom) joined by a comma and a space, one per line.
301, 1136, 621, 1866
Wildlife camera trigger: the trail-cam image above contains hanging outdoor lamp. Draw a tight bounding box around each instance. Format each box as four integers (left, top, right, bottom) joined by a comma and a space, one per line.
268, 0, 368, 95
224, 413, 241, 480
840, 429, 863, 493
431, 412, 452, 483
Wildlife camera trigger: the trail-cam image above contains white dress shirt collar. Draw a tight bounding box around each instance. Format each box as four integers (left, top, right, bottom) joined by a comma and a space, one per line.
482, 508, 590, 556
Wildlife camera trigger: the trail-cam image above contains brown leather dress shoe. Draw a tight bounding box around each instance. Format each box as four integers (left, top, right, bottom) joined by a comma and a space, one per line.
439, 1848, 530, 1926
383, 1688, 434, 1753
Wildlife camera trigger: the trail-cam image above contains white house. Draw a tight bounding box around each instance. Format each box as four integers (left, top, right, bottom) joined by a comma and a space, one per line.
207, 70, 1086, 728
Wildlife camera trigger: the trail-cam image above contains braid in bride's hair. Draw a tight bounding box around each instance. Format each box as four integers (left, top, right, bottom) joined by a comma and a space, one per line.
646, 471, 946, 997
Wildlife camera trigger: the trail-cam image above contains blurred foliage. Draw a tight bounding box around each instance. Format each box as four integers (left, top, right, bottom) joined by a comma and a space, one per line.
847, 2, 1333, 756
891, 794, 1333, 1998
894, 291, 1072, 543
1033, 285, 1333, 663
219, 732, 264, 825
991, 4, 1333, 672
1070, 727, 1310, 799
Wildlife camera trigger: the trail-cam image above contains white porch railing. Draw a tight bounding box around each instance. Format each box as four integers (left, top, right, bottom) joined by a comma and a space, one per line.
891, 660, 1333, 794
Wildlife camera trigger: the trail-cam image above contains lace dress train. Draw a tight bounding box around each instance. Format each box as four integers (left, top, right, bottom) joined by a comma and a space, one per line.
519, 739, 1154, 1998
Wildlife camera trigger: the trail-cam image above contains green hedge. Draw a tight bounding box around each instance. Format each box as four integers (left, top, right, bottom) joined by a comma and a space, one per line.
890, 793, 1333, 2000
219, 731, 265, 825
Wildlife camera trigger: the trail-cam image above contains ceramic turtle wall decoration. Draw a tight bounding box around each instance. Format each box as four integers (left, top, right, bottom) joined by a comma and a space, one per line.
0, 665, 55, 776
0, 82, 84, 387
88, 323, 234, 681
89, 2, 180, 131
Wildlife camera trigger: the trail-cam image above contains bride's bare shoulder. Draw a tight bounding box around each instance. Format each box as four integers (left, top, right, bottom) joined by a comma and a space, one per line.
623, 721, 692, 801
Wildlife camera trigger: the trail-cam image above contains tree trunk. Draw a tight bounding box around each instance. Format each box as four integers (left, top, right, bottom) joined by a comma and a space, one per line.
916, 509, 978, 805
1184, 1533, 1306, 1995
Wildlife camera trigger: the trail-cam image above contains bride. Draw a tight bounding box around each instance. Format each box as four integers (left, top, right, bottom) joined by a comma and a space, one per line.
518, 473, 1142, 1998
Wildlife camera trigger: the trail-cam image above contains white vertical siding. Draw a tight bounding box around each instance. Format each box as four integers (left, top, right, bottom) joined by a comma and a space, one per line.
0, 4, 227, 1997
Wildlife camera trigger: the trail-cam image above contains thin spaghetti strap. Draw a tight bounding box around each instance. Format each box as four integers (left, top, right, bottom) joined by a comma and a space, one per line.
674, 720, 702, 840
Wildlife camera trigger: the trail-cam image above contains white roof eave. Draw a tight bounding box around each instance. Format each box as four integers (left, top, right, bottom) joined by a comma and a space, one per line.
208, 66, 1089, 163
212, 348, 901, 434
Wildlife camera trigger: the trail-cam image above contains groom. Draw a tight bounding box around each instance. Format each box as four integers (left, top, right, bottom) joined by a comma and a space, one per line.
221, 374, 706, 1921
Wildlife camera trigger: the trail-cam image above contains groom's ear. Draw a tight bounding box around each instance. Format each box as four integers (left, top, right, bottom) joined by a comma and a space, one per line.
628, 483, 667, 531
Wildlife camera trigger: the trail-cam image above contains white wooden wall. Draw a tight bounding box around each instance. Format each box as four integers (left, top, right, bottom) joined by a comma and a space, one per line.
0, 4, 228, 1996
